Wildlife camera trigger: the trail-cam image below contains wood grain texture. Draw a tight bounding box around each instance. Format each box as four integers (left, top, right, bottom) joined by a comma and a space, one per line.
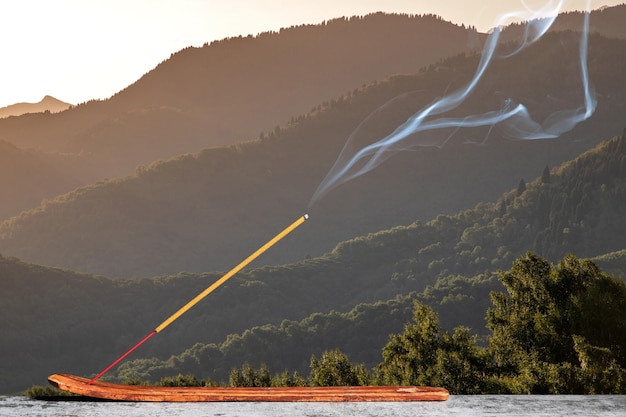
48, 373, 449, 402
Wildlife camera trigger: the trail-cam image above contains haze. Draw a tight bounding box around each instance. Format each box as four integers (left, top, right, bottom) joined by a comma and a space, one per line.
0, 0, 620, 109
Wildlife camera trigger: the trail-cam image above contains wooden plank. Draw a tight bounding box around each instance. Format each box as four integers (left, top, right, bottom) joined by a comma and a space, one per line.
48, 373, 449, 402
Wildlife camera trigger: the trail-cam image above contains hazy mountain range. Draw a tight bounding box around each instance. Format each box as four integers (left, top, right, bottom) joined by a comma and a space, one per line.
1, 7, 626, 277
0, 95, 71, 119
1, 5, 626, 393
0, 13, 479, 222
1, 6, 625, 222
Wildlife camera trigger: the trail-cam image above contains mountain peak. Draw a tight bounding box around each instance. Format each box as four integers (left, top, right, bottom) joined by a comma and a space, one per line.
0, 95, 72, 118
41, 95, 64, 103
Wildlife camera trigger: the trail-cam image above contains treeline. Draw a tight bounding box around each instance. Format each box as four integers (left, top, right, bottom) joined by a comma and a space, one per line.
115, 253, 626, 394
111, 275, 499, 385
376, 253, 626, 394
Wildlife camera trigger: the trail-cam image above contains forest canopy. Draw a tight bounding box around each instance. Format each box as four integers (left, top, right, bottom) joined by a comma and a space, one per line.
113, 253, 626, 394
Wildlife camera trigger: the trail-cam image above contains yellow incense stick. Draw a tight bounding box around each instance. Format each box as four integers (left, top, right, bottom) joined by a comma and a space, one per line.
89, 214, 308, 384
156, 214, 308, 332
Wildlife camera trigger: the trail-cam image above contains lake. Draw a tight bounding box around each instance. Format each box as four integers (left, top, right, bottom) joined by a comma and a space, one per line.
1, 395, 624, 416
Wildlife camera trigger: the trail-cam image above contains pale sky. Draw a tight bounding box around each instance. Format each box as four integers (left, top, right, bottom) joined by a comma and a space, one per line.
0, 0, 620, 108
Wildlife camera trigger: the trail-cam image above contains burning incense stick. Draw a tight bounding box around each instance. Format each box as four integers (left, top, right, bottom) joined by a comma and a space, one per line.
89, 214, 309, 384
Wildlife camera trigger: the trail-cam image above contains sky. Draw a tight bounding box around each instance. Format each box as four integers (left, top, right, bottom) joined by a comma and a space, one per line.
0, 0, 621, 109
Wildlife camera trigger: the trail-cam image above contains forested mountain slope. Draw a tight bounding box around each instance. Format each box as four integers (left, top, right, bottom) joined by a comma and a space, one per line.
2, 133, 625, 393
593, 249, 626, 277
112, 132, 626, 384
0, 141, 100, 220
553, 4, 626, 39
498, 4, 626, 43
2, 6, 625, 224
1, 31, 625, 277
0, 14, 478, 179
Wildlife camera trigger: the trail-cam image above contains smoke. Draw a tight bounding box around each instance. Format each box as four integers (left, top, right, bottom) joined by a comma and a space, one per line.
309, 0, 596, 207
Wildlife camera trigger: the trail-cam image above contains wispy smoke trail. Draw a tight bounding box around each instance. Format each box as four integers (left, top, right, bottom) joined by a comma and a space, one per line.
309, 0, 596, 207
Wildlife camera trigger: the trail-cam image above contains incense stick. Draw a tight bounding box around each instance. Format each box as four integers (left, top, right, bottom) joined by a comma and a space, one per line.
89, 214, 309, 384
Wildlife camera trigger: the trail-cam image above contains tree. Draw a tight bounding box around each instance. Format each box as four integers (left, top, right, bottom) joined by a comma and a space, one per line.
486, 253, 556, 372
228, 363, 271, 387
516, 178, 527, 196
486, 253, 626, 393
309, 349, 371, 386
541, 165, 551, 184
158, 374, 202, 387
435, 326, 488, 394
270, 370, 307, 387
376, 301, 487, 393
376, 302, 441, 386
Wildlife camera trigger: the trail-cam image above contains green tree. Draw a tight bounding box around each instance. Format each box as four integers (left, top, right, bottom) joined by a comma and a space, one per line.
573, 335, 626, 394
376, 301, 487, 393
158, 374, 202, 387
516, 178, 527, 196
309, 349, 371, 386
376, 302, 441, 386
486, 253, 626, 393
486, 253, 557, 373
228, 363, 271, 387
270, 370, 307, 387
541, 165, 551, 184
435, 327, 488, 394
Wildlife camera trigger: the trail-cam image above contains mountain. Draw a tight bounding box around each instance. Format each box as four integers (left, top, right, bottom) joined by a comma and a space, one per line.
553, 3, 626, 39
2, 7, 625, 223
500, 4, 626, 42
1, 30, 625, 278
593, 249, 626, 277
0, 13, 480, 222
0, 141, 101, 220
0, 95, 71, 119
0, 13, 479, 174
1, 132, 625, 394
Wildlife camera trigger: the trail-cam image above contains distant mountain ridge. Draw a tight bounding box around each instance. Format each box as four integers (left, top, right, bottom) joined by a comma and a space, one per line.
0, 13, 480, 171
0, 13, 481, 221
1, 6, 625, 224
0, 95, 71, 118
553, 3, 626, 39
0, 140, 97, 220
499, 4, 626, 42
1, 30, 625, 278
